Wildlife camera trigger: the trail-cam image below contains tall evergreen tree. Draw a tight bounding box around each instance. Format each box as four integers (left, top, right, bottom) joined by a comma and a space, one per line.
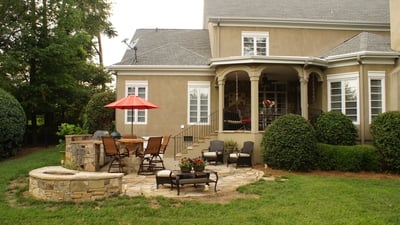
0, 0, 116, 145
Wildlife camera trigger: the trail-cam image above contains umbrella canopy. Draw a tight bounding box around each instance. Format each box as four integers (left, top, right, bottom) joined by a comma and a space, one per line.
104, 95, 159, 134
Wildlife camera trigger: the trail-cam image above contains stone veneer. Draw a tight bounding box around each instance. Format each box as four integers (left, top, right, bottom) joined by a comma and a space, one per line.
29, 166, 123, 202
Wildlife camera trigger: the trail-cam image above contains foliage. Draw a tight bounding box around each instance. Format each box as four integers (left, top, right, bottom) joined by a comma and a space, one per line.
315, 111, 358, 145
224, 139, 238, 150
0, 0, 116, 145
2, 147, 400, 224
56, 123, 88, 137
261, 114, 318, 171
83, 90, 116, 133
178, 157, 206, 168
371, 111, 400, 173
0, 88, 26, 159
317, 143, 382, 172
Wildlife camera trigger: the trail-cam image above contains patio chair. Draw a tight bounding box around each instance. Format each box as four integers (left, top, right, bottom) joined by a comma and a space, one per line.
137, 136, 163, 175
202, 140, 224, 165
226, 141, 254, 168
159, 134, 171, 155
101, 135, 129, 173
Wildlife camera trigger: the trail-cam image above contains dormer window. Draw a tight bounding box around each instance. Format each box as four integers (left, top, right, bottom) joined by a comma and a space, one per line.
242, 32, 269, 56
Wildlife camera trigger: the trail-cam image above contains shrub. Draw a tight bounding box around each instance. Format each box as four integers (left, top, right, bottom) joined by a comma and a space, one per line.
261, 114, 318, 171
315, 111, 357, 145
0, 88, 26, 159
317, 143, 381, 172
83, 90, 115, 133
371, 111, 400, 173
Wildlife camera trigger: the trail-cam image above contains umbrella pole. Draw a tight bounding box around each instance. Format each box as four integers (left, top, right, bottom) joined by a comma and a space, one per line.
131, 108, 134, 135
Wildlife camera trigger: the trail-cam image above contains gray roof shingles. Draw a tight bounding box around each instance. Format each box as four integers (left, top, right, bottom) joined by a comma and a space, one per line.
117, 29, 211, 66
204, 0, 389, 23
323, 32, 396, 57
117, 1, 393, 65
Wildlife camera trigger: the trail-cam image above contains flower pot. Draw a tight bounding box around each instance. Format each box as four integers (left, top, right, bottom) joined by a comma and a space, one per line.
194, 166, 205, 172
180, 167, 191, 173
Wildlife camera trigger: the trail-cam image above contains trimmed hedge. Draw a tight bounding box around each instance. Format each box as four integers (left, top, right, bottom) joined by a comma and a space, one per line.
317, 143, 381, 172
0, 88, 26, 159
371, 111, 400, 173
315, 111, 357, 145
262, 114, 318, 171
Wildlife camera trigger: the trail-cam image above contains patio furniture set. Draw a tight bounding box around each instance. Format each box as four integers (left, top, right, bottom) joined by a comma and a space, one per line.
102, 135, 254, 195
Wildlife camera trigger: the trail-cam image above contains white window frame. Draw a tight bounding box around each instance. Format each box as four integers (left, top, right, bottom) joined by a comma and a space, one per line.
241, 32, 269, 56
368, 71, 385, 123
327, 72, 360, 124
125, 80, 149, 125
187, 81, 210, 125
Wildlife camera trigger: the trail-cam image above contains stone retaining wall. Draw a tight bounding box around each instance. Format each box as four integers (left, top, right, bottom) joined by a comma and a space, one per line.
29, 166, 123, 202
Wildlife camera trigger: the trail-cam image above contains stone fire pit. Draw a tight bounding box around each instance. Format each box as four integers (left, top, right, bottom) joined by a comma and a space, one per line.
29, 166, 123, 202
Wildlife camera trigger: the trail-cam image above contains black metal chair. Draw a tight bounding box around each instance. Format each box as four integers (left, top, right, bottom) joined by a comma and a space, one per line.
202, 140, 224, 165
101, 135, 129, 173
227, 141, 254, 168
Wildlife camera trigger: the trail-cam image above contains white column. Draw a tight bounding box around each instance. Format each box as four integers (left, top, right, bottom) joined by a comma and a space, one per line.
249, 73, 260, 133
300, 76, 309, 120
218, 77, 225, 133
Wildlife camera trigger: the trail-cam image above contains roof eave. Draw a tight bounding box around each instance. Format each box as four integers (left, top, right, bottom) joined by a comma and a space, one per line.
210, 56, 328, 67
208, 17, 390, 31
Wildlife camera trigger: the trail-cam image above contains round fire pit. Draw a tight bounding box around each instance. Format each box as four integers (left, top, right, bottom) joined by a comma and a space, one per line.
29, 166, 124, 202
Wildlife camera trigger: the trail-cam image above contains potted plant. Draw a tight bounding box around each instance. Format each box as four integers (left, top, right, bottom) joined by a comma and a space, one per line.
179, 157, 193, 173
192, 157, 206, 172
224, 139, 238, 153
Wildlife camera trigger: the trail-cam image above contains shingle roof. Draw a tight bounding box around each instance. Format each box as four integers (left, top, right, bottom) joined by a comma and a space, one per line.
204, 0, 389, 23
117, 29, 211, 66
322, 32, 396, 57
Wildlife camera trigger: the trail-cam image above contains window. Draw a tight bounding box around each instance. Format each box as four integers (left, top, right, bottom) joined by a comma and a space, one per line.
125, 81, 148, 124
327, 73, 359, 123
368, 71, 385, 123
242, 32, 269, 56
188, 81, 210, 125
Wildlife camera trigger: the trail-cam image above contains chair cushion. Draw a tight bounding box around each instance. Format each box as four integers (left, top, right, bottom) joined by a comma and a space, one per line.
203, 152, 217, 157
229, 153, 238, 159
238, 153, 250, 157
156, 170, 172, 177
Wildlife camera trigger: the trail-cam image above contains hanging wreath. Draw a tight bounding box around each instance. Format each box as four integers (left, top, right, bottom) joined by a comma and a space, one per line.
263, 99, 276, 108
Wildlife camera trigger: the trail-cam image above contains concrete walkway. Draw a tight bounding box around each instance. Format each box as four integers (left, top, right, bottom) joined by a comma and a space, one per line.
119, 156, 265, 199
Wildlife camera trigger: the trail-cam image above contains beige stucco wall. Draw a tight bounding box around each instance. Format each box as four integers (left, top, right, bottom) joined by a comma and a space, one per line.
390, 0, 400, 51
114, 73, 217, 137
209, 26, 388, 58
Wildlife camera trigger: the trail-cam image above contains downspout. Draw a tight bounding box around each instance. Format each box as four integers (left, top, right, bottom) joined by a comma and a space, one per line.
357, 55, 365, 144
217, 19, 221, 57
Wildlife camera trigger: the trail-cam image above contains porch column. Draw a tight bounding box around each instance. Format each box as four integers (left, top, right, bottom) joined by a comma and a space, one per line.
249, 72, 260, 133
217, 77, 225, 133
300, 75, 309, 120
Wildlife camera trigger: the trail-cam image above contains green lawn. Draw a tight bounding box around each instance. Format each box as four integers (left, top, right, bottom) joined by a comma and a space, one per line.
1, 147, 399, 225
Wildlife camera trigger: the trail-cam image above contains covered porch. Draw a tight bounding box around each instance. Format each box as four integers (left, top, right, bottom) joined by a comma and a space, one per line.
211, 57, 326, 133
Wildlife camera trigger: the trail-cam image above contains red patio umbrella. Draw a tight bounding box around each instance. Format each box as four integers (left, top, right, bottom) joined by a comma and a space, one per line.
104, 94, 159, 135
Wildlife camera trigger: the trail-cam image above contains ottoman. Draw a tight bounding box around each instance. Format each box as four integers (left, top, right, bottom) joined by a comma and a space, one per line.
156, 170, 173, 188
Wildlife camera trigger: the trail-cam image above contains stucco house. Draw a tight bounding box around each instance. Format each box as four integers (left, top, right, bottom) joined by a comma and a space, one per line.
108, 0, 400, 164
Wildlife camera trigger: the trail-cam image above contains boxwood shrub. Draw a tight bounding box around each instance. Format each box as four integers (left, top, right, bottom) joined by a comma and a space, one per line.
317, 143, 381, 172
371, 111, 400, 173
315, 111, 357, 145
0, 88, 26, 159
83, 90, 115, 133
261, 114, 318, 171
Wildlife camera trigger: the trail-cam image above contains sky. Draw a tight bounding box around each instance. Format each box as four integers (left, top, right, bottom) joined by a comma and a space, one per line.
102, 0, 204, 66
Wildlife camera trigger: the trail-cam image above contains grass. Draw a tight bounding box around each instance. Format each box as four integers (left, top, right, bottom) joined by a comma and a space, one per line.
1, 147, 400, 225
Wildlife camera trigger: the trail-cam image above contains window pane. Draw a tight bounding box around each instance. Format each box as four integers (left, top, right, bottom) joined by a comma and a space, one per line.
370, 78, 383, 120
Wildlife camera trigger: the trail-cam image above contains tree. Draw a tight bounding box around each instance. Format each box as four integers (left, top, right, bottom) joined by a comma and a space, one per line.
0, 0, 116, 145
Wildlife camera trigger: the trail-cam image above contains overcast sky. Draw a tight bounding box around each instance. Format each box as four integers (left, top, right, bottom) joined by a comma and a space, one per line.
102, 0, 204, 66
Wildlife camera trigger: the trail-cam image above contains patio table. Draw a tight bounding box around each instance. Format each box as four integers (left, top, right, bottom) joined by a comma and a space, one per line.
170, 170, 218, 195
